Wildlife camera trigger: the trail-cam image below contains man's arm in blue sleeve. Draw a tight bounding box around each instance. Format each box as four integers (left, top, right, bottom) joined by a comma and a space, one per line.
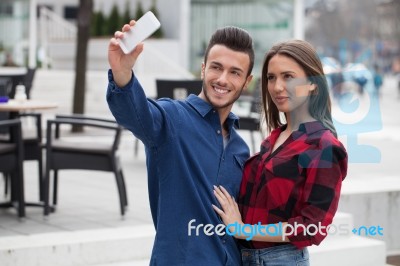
106, 69, 170, 147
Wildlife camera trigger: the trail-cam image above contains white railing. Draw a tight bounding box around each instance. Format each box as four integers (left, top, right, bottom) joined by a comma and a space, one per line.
134, 41, 194, 78
39, 6, 77, 68
37, 7, 192, 79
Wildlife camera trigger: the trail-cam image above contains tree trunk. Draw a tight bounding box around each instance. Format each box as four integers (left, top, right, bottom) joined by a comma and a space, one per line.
72, 0, 93, 132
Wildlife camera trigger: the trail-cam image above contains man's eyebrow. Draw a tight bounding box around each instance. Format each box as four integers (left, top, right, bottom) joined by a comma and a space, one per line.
209, 61, 222, 67
209, 61, 245, 73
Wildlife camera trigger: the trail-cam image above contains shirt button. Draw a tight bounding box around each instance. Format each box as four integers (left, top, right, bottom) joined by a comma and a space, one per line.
222, 239, 226, 244
217, 130, 221, 134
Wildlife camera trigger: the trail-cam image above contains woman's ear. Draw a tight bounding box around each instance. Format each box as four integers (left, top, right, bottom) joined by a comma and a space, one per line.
309, 83, 317, 92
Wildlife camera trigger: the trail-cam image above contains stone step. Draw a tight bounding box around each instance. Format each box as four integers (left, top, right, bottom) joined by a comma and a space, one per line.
308, 211, 387, 266
0, 224, 155, 266
0, 213, 386, 266
309, 234, 386, 266
328, 212, 353, 239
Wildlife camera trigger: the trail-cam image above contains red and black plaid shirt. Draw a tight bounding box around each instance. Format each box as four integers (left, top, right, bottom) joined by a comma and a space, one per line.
238, 121, 348, 249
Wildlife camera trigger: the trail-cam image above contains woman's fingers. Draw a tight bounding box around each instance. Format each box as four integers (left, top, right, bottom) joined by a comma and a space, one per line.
219, 185, 234, 204
212, 204, 224, 216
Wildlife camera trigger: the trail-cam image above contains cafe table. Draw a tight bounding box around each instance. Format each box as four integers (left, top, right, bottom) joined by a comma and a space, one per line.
0, 99, 58, 213
0, 99, 58, 116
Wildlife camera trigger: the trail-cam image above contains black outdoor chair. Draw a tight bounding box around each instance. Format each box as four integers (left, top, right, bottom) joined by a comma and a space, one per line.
1, 113, 43, 201
23, 68, 36, 99
155, 79, 203, 99
43, 114, 127, 216
236, 77, 262, 153
0, 119, 25, 217
1, 73, 43, 200
237, 115, 260, 153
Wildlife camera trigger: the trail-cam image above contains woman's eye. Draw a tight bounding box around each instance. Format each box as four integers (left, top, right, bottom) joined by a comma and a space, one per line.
266, 75, 275, 81
284, 74, 294, 80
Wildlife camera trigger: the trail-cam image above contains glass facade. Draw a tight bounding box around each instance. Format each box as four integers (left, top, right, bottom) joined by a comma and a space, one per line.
0, 0, 29, 66
190, 0, 294, 77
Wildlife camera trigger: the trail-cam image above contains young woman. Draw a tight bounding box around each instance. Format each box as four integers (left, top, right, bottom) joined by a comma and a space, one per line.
213, 40, 348, 265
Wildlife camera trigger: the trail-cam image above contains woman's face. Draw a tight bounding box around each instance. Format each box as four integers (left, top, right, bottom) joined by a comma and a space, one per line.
266, 54, 316, 115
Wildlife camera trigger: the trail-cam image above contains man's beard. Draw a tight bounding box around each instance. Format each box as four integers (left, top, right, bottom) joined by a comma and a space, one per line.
201, 80, 244, 109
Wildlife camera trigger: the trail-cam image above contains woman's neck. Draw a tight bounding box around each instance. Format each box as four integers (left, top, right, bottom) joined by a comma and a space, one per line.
285, 112, 316, 133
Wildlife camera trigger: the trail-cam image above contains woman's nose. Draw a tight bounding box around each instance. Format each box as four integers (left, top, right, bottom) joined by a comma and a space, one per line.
273, 79, 285, 92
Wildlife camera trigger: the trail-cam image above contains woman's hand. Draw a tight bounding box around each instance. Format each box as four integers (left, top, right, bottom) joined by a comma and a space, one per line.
108, 20, 144, 87
212, 185, 244, 231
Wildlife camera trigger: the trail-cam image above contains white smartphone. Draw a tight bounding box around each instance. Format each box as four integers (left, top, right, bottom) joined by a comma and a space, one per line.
118, 11, 161, 54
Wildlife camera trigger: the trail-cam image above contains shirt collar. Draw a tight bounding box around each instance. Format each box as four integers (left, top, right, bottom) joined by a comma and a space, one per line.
186, 94, 239, 128
274, 120, 327, 139
297, 121, 327, 135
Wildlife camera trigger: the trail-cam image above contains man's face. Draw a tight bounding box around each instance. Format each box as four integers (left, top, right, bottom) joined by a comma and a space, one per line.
200, 45, 252, 113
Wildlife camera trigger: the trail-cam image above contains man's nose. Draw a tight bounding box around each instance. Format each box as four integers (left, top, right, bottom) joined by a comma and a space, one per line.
216, 71, 229, 85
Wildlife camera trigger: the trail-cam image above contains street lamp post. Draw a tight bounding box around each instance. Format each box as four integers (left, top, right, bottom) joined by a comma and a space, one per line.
293, 0, 305, 40
28, 0, 37, 68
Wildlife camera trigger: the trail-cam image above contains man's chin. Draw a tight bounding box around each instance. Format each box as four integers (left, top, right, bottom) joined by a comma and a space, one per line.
209, 100, 233, 110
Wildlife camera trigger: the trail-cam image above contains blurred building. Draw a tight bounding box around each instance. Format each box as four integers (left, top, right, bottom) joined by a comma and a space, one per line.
305, 0, 400, 73
0, 0, 303, 75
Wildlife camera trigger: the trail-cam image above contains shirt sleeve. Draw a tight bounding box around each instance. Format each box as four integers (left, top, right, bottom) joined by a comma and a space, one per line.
286, 137, 348, 248
106, 69, 176, 147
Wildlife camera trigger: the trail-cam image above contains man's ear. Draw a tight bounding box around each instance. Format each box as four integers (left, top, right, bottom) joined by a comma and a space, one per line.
244, 74, 253, 92
201, 63, 205, 79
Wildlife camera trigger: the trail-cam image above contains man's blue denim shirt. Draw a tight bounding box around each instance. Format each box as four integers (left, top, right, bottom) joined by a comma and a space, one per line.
106, 70, 249, 265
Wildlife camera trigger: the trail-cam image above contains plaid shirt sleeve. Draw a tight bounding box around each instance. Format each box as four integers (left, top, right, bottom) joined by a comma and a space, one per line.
238, 121, 348, 250
286, 134, 348, 248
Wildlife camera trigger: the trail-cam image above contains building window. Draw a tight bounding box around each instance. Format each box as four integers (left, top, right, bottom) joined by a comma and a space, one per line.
64, 6, 78, 20
0, 3, 13, 16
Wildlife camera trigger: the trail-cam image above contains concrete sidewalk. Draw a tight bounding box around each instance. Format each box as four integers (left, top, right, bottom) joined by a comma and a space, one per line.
0, 130, 153, 237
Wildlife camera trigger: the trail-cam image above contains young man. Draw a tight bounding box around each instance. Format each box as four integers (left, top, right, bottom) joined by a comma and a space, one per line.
107, 22, 254, 265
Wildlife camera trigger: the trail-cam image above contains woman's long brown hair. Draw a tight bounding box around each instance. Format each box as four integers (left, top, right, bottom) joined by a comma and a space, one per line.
261, 39, 337, 137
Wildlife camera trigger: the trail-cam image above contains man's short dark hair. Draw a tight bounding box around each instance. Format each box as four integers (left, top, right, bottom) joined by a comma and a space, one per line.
204, 26, 254, 77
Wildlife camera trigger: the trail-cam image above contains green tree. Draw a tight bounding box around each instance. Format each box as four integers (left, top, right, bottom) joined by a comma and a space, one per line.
149, 0, 163, 38
107, 3, 121, 35
122, 1, 131, 24
91, 10, 106, 36
134, 1, 144, 20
